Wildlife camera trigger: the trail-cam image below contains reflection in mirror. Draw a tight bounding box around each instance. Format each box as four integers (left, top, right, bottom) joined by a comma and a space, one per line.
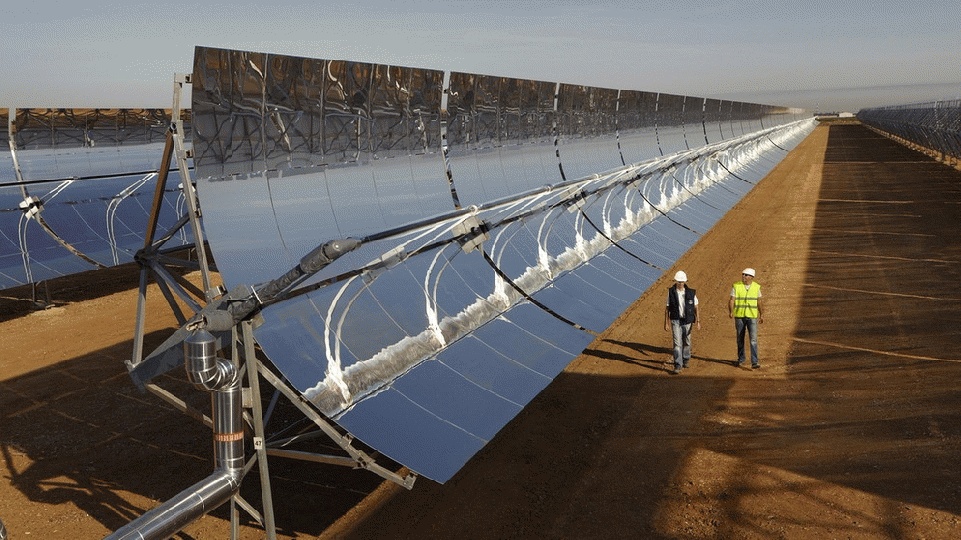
181, 45, 814, 482
0, 108, 192, 289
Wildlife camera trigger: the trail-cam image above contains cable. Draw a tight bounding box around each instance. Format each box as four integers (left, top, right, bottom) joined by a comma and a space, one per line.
578, 207, 662, 270
480, 248, 598, 337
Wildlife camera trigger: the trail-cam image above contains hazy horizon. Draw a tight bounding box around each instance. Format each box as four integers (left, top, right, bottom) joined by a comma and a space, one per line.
2, 1, 959, 113
718, 81, 961, 113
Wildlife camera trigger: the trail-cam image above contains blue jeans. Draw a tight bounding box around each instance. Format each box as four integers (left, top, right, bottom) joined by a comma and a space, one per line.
735, 317, 759, 366
670, 319, 693, 369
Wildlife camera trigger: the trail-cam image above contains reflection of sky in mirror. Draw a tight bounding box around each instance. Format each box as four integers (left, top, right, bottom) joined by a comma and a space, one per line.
192, 46, 811, 291
235, 119, 813, 481
2, 1, 959, 112
0, 142, 191, 289
108, 42, 815, 482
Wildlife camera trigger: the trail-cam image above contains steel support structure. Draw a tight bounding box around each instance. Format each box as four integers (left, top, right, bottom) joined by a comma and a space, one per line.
119, 74, 416, 539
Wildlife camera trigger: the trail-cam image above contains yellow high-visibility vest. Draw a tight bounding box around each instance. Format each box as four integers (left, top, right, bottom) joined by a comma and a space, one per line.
732, 281, 761, 318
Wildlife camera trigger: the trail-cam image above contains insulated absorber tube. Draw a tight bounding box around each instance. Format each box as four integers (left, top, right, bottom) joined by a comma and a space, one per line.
184, 328, 244, 472
106, 330, 243, 540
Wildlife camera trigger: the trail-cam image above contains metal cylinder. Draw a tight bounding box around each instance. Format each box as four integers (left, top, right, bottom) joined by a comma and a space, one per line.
107, 329, 244, 539
1, 517, 7, 540
213, 376, 245, 471
105, 469, 241, 540
184, 328, 234, 391
184, 328, 217, 387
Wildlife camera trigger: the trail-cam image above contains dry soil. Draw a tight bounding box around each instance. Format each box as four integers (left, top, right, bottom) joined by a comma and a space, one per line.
2, 121, 960, 539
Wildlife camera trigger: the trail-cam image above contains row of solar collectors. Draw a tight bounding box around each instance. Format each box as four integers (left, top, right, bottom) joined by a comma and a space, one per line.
858, 100, 961, 161
0, 109, 194, 289
187, 46, 815, 483
191, 45, 808, 287
255, 121, 814, 484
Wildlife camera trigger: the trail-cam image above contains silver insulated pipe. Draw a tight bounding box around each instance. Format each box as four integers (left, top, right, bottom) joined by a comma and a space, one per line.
1, 517, 7, 540
107, 329, 244, 540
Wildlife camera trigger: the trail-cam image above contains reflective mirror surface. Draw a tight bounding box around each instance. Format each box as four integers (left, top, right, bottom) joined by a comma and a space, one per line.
0, 108, 193, 289
189, 46, 814, 482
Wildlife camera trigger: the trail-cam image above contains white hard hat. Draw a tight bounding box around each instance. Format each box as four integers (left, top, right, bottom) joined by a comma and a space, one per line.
674, 270, 687, 282
742, 268, 755, 277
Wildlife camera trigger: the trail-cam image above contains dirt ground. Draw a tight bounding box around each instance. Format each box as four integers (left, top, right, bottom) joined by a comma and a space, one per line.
2, 120, 961, 539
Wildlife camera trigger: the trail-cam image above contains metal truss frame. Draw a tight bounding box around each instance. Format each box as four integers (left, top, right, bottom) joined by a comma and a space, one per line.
123, 73, 415, 540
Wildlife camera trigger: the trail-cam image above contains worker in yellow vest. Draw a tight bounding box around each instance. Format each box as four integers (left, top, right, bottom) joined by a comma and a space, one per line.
729, 268, 763, 369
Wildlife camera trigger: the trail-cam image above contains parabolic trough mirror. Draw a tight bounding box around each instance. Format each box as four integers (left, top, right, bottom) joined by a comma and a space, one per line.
0, 108, 193, 290
129, 46, 816, 487
129, 44, 815, 499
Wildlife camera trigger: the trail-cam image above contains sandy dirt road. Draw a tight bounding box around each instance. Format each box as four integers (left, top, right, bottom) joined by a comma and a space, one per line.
1, 120, 960, 539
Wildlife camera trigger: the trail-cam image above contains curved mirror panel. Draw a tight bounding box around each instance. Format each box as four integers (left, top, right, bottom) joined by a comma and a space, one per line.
0, 108, 192, 289
654, 93, 687, 156
181, 45, 815, 483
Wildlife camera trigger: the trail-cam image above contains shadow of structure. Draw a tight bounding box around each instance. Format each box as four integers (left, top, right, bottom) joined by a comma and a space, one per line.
6, 123, 960, 539
696, 123, 961, 534
0, 328, 386, 538
0, 263, 144, 323
0, 247, 201, 324
328, 367, 738, 540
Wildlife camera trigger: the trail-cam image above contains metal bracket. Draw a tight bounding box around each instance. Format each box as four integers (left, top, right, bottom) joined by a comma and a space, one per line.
363, 245, 407, 282
453, 214, 489, 253
131, 71, 214, 374
254, 360, 418, 490
560, 186, 587, 213
18, 196, 42, 218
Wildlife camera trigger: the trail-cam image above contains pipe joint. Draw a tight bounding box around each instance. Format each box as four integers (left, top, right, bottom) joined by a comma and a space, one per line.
184, 329, 237, 391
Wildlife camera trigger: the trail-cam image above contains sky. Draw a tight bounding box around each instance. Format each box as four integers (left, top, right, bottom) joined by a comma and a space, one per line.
1, 0, 960, 113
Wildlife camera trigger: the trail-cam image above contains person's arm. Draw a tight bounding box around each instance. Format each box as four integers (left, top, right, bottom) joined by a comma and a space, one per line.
664, 305, 670, 331
694, 304, 701, 330
728, 294, 735, 318
757, 296, 764, 323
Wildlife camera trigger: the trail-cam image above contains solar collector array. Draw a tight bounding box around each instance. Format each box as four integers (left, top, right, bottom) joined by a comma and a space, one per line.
189, 46, 813, 482
0, 108, 193, 289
